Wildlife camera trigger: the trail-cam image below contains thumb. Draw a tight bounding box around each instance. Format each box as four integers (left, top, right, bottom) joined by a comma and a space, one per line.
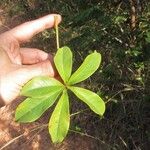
0, 60, 56, 105
19, 60, 56, 86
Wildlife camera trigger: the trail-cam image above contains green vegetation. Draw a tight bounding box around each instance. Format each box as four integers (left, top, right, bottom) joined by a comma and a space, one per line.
0, 0, 149, 149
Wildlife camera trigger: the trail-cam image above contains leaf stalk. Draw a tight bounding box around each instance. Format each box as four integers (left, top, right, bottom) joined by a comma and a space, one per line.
54, 16, 60, 50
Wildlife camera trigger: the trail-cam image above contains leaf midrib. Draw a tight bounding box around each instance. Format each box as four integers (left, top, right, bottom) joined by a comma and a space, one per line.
55, 93, 66, 141
18, 89, 62, 120
70, 59, 96, 82
77, 92, 99, 111
72, 88, 102, 115
22, 85, 63, 96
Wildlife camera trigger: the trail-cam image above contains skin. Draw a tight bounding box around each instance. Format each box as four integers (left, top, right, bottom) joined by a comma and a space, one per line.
0, 14, 61, 107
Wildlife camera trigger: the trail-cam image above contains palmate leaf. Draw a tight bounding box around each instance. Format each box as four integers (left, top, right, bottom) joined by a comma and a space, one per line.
21, 76, 64, 97
68, 51, 101, 85
69, 86, 105, 116
54, 46, 72, 83
15, 87, 63, 122
49, 90, 70, 143
15, 44, 105, 144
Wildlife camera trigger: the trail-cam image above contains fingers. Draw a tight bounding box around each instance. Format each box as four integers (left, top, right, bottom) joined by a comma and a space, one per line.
0, 35, 22, 65
0, 58, 57, 104
20, 48, 53, 64
6, 14, 61, 43
27, 60, 55, 77
17, 60, 56, 88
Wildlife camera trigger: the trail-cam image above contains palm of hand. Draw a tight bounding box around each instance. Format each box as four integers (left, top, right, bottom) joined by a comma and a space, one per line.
0, 14, 61, 105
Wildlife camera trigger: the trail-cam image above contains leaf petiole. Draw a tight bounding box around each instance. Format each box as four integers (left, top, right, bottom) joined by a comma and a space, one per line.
54, 15, 60, 50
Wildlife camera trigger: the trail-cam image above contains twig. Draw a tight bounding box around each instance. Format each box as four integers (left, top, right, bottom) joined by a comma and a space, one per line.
69, 129, 112, 148
70, 109, 88, 117
0, 134, 24, 150
0, 124, 47, 150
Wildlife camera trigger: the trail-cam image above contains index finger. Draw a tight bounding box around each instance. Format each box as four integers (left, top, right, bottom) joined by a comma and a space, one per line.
6, 14, 61, 43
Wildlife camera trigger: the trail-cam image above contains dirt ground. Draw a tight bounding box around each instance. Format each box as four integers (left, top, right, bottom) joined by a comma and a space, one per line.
0, 98, 101, 150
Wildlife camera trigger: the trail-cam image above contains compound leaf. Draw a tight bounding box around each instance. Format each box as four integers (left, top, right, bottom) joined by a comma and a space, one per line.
49, 90, 70, 143
68, 51, 101, 85
69, 86, 105, 116
54, 46, 72, 83
21, 76, 64, 97
15, 87, 63, 122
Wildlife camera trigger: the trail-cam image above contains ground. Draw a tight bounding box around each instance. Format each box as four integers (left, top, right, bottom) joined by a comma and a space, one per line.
0, 98, 104, 150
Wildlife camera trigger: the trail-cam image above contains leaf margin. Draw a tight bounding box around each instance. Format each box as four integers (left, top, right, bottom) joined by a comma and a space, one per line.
21, 76, 64, 98
68, 51, 101, 85
54, 46, 73, 83
69, 86, 105, 116
15, 87, 64, 123
49, 89, 70, 143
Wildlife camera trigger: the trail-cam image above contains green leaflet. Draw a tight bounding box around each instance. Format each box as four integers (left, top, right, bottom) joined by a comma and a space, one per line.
49, 90, 70, 143
21, 76, 64, 97
15, 88, 63, 122
69, 86, 105, 116
54, 46, 72, 83
68, 51, 101, 85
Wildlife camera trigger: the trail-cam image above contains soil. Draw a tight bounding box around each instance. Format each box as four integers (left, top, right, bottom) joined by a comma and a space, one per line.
0, 98, 100, 150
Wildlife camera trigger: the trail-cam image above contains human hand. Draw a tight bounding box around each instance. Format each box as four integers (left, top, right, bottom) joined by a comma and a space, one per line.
0, 14, 61, 106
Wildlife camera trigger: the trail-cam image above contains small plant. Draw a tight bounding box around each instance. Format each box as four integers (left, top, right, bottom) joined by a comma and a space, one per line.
15, 16, 106, 143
